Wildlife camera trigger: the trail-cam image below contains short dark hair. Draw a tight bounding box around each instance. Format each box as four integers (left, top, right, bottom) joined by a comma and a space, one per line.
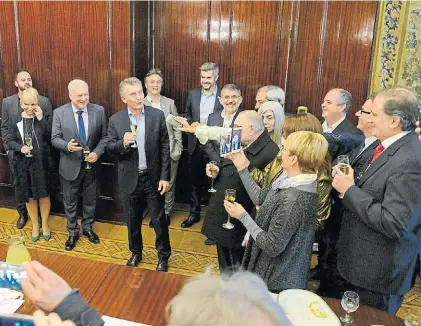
15, 69, 31, 81
144, 68, 164, 85
221, 83, 241, 95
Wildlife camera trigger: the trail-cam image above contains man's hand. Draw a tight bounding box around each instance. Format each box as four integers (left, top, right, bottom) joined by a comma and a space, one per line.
67, 139, 82, 152
123, 132, 136, 147
21, 145, 31, 154
175, 116, 190, 128
206, 163, 220, 178
226, 148, 249, 171
191, 122, 200, 128
158, 180, 170, 195
33, 311, 76, 326
223, 200, 245, 219
86, 152, 98, 163
416, 121, 421, 141
21, 261, 72, 312
332, 167, 355, 195
34, 106, 43, 121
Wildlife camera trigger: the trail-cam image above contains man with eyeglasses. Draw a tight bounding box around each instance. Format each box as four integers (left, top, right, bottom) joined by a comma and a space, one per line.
317, 95, 380, 299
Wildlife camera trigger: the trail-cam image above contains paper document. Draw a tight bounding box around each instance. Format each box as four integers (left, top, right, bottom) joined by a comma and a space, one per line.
103, 315, 151, 326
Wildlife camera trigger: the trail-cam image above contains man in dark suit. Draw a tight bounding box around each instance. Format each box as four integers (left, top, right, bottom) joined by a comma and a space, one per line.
332, 86, 421, 313
202, 110, 279, 271
1, 69, 53, 229
106, 77, 171, 272
321, 88, 363, 136
317, 96, 379, 297
182, 62, 223, 228
52, 79, 107, 251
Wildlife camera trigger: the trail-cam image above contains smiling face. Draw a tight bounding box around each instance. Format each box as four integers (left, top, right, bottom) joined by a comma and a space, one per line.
200, 70, 217, 91
262, 110, 275, 134
355, 99, 374, 135
219, 88, 242, 115
145, 74, 163, 97
21, 97, 37, 117
321, 89, 345, 123
121, 83, 144, 111
69, 83, 89, 110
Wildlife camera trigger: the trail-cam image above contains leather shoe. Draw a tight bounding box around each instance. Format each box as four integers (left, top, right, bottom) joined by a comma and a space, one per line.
126, 254, 142, 267
65, 235, 79, 251
83, 230, 100, 244
181, 215, 200, 228
204, 238, 216, 245
156, 259, 169, 272
16, 214, 28, 229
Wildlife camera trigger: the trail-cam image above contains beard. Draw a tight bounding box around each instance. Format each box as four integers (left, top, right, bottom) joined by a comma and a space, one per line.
18, 84, 32, 92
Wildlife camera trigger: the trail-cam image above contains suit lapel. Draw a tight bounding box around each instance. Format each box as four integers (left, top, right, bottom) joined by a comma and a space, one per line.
333, 119, 346, 134
213, 87, 221, 113
160, 97, 169, 116
87, 105, 94, 142
66, 104, 79, 138
143, 106, 149, 150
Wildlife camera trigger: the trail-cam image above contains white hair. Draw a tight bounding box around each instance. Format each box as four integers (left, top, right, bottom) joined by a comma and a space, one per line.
166, 271, 290, 326
257, 85, 285, 106
68, 79, 89, 93
119, 77, 142, 97
238, 110, 265, 134
258, 101, 285, 148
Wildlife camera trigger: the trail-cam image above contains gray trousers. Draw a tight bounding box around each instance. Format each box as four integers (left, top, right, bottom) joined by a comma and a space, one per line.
164, 158, 179, 215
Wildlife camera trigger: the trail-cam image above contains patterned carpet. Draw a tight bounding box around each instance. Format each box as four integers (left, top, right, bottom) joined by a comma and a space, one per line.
0, 207, 419, 318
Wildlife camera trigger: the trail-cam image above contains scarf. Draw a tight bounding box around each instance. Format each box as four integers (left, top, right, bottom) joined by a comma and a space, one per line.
271, 170, 317, 190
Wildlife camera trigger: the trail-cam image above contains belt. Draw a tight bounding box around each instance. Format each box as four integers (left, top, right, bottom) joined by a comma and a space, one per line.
138, 169, 148, 175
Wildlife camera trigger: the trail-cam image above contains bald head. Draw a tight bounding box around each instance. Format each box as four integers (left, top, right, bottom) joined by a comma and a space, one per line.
235, 110, 265, 145
68, 79, 89, 110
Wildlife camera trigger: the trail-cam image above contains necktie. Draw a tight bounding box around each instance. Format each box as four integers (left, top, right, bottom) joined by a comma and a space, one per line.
371, 144, 385, 163
77, 111, 87, 146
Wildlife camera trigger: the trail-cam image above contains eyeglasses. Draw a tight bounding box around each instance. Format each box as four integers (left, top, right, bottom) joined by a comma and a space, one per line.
220, 95, 241, 101
359, 109, 372, 115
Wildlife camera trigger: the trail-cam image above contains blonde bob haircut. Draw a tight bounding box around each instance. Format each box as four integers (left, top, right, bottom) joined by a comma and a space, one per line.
284, 131, 328, 174
283, 113, 323, 139
20, 87, 39, 106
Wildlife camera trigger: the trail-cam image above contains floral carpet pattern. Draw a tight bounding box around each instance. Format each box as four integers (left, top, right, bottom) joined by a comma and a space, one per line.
371, 0, 421, 98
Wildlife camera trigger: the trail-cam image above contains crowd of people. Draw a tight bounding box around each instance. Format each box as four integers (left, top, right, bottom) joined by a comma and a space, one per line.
2, 61, 421, 323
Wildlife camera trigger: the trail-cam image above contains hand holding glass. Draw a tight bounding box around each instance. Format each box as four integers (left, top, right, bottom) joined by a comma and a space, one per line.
208, 161, 218, 193
223, 189, 236, 229
340, 291, 359, 323
130, 124, 138, 148
24, 133, 33, 157
84, 146, 91, 170
337, 155, 350, 175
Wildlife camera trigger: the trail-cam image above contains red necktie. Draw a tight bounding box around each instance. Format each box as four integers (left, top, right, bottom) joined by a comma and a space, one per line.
371, 144, 385, 163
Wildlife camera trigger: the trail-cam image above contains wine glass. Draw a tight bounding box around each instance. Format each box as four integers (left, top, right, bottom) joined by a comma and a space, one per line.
24, 132, 33, 157
84, 146, 91, 170
405, 309, 421, 326
130, 123, 138, 148
223, 189, 236, 230
340, 291, 359, 323
337, 155, 350, 175
208, 161, 218, 193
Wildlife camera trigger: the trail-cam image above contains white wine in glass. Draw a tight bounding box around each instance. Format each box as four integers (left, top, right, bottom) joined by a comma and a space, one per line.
223, 189, 236, 229
130, 124, 138, 148
24, 133, 33, 157
337, 155, 350, 175
208, 161, 218, 193
84, 147, 91, 170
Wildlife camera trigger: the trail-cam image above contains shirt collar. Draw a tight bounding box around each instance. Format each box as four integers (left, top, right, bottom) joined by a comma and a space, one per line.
221, 108, 238, 121
322, 116, 346, 132
381, 131, 410, 149
72, 104, 88, 114
201, 86, 218, 97
127, 107, 145, 117
364, 136, 377, 148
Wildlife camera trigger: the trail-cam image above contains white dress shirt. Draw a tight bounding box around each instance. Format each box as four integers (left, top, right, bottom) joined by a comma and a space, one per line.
322, 116, 346, 133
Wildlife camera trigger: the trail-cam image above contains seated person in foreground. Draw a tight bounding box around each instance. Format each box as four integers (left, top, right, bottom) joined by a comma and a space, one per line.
166, 271, 290, 326
225, 131, 328, 292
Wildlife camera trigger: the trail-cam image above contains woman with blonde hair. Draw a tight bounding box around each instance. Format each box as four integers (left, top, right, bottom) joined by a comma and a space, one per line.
225, 131, 328, 292
4, 87, 52, 241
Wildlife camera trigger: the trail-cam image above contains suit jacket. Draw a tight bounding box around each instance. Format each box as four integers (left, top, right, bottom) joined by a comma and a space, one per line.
333, 118, 363, 136
338, 133, 421, 295
143, 96, 182, 161
106, 106, 170, 194
202, 130, 280, 248
51, 103, 108, 181
1, 93, 53, 152
185, 87, 223, 154
204, 108, 243, 163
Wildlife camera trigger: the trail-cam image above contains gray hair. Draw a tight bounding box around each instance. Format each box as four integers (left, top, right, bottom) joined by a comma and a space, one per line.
119, 77, 142, 97
199, 62, 219, 78
166, 271, 290, 326
68, 79, 89, 93
221, 83, 241, 95
257, 85, 285, 106
239, 110, 265, 134
378, 86, 420, 131
258, 101, 285, 148
334, 88, 352, 113
144, 68, 164, 85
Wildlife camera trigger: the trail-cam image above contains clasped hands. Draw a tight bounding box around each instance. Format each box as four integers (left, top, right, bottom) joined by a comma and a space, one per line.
67, 139, 98, 162
174, 117, 199, 133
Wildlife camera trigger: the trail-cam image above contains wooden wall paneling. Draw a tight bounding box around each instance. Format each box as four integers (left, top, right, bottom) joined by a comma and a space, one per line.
285, 1, 327, 115
317, 1, 378, 121
277, 0, 294, 93
154, 1, 209, 113
229, 1, 286, 110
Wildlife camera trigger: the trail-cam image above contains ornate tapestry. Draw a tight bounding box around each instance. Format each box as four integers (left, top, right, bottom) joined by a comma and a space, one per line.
370, 0, 421, 98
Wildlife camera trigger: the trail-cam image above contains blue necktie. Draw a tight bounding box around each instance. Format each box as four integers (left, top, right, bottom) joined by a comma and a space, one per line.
77, 111, 87, 146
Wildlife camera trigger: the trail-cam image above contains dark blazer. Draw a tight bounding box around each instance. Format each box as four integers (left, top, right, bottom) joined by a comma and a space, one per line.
1, 93, 53, 152
333, 118, 363, 136
204, 108, 243, 163
202, 130, 279, 248
338, 133, 421, 295
106, 106, 170, 194
185, 87, 223, 154
51, 103, 108, 181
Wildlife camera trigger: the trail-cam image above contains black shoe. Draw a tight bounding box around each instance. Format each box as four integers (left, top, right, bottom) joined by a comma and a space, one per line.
16, 214, 28, 229
126, 254, 142, 267
156, 258, 169, 272
181, 215, 200, 228
65, 235, 79, 251
204, 238, 216, 246
82, 230, 100, 244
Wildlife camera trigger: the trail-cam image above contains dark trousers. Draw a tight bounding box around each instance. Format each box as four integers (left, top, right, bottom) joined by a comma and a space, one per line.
123, 172, 171, 260
9, 151, 28, 217
61, 166, 96, 236
216, 245, 245, 274
188, 144, 207, 216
